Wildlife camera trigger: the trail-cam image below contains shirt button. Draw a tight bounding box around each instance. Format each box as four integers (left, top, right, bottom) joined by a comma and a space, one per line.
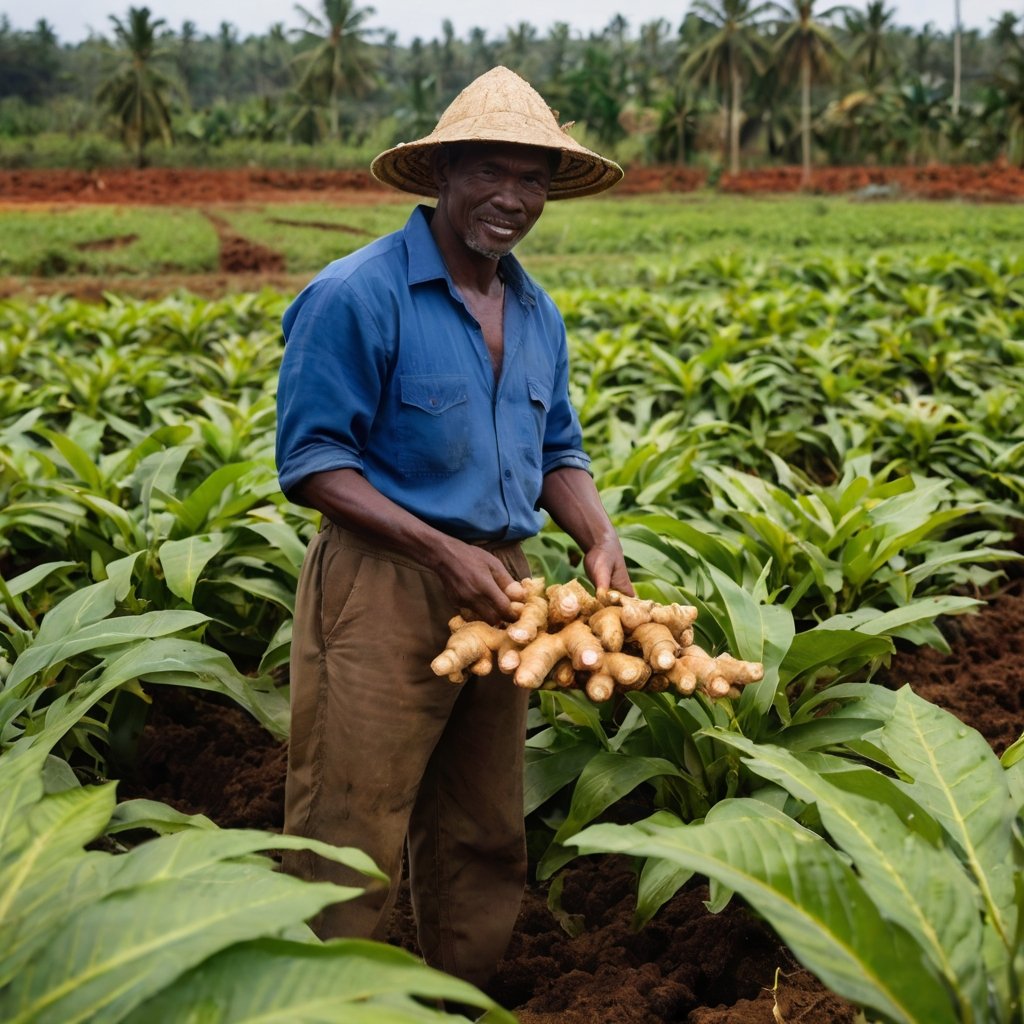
504, 469, 512, 479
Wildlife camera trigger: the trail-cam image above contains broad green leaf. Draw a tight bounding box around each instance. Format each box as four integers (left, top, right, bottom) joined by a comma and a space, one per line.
158, 533, 229, 603
122, 937, 515, 1023
33, 552, 142, 646
3, 562, 77, 598
106, 799, 218, 835
0, 741, 49, 863
0, 866, 360, 1024
816, 596, 982, 637
715, 733, 989, 1022
552, 751, 682, 846
242, 521, 308, 572
572, 801, 959, 1024
0, 786, 119, 987
5, 610, 209, 692
780, 629, 893, 684
635, 853, 694, 930
524, 740, 602, 816
868, 687, 1018, 952
165, 462, 261, 534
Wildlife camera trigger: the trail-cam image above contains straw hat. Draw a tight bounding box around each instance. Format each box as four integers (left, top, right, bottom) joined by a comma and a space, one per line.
371, 67, 623, 201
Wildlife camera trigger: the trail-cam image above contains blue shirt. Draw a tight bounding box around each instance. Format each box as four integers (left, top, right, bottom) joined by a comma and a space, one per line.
276, 205, 590, 543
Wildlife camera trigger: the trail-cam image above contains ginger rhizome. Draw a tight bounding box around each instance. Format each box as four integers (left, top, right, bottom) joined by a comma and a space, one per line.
430, 579, 764, 703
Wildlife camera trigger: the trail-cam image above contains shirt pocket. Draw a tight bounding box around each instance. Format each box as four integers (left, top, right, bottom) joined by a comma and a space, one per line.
520, 375, 551, 469
397, 374, 471, 477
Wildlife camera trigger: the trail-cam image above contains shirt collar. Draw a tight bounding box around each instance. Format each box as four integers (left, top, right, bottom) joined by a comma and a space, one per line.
404, 204, 537, 307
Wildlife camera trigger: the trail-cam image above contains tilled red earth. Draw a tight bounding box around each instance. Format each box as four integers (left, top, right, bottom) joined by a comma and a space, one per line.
120, 577, 1024, 1022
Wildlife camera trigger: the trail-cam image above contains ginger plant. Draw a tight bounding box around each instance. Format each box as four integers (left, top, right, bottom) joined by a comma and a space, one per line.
430, 578, 763, 702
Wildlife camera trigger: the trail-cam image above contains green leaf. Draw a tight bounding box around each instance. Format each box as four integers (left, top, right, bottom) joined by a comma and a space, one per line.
780, 629, 893, 684
5, 610, 209, 693
106, 799, 218, 836
868, 687, 1018, 953
0, 867, 362, 1024
524, 739, 601, 817
123, 937, 516, 1023
3, 562, 78, 599
816, 596, 982, 637
572, 802, 959, 1024
552, 751, 682, 846
158, 534, 229, 603
714, 733, 989, 1022
33, 552, 142, 646
635, 854, 694, 930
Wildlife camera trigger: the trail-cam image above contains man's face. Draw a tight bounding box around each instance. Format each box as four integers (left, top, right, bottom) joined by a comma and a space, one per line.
435, 143, 554, 260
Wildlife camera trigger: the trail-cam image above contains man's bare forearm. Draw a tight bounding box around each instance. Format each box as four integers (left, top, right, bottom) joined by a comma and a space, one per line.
539, 467, 634, 595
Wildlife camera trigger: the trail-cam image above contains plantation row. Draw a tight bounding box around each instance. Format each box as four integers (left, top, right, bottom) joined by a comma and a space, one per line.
1, 250, 1023, 1021
5, 194, 1024, 281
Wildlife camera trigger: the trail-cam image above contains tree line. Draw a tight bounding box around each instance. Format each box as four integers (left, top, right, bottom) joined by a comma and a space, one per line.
1, 1, 1023, 173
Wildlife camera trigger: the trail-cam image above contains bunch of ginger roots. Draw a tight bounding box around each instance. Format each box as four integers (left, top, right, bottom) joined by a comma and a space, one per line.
431, 577, 763, 703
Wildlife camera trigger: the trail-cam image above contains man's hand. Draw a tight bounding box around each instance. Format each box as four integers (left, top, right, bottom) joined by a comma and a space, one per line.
583, 541, 635, 597
431, 540, 526, 625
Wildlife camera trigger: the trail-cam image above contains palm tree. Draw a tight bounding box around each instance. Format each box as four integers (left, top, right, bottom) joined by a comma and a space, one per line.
845, 0, 896, 90
995, 44, 1024, 163
911, 22, 939, 78
772, 0, 845, 185
501, 21, 539, 79
683, 0, 773, 174
217, 21, 238, 99
97, 6, 175, 168
952, 0, 962, 115
991, 12, 1021, 60
292, 0, 378, 142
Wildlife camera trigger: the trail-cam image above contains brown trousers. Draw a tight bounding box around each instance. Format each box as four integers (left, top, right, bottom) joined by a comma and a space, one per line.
283, 520, 531, 990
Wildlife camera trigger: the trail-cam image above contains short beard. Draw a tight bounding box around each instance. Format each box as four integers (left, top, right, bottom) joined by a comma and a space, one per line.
464, 234, 505, 261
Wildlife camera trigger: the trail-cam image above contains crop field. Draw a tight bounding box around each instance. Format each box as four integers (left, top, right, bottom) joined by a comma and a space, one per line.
1, 187, 1023, 1023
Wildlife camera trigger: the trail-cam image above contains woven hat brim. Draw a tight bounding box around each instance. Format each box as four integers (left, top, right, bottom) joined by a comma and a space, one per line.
371, 138, 623, 201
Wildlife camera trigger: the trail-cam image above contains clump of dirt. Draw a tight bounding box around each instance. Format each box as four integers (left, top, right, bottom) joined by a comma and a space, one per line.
119, 583, 1024, 1022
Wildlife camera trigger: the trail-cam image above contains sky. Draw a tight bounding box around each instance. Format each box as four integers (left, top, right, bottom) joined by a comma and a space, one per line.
4, 0, 1020, 46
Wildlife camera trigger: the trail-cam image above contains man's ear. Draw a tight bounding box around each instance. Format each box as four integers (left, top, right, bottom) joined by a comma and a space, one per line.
430, 147, 450, 193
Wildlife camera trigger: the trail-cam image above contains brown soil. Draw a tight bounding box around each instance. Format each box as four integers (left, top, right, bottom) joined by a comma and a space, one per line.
0, 168, 395, 205
118, 581, 1024, 1022
720, 161, 1024, 201
3, 163, 1023, 207
203, 211, 286, 274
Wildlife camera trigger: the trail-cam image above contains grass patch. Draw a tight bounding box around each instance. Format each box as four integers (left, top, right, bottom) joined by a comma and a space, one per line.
3, 194, 1024, 284
0, 206, 218, 276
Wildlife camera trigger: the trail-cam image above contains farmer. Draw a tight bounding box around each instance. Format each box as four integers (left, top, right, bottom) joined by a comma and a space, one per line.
275, 66, 631, 992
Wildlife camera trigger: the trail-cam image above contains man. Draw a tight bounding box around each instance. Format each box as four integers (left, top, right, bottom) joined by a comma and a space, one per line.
275, 66, 632, 993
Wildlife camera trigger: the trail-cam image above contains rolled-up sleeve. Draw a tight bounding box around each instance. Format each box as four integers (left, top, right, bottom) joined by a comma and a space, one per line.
275, 278, 390, 500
